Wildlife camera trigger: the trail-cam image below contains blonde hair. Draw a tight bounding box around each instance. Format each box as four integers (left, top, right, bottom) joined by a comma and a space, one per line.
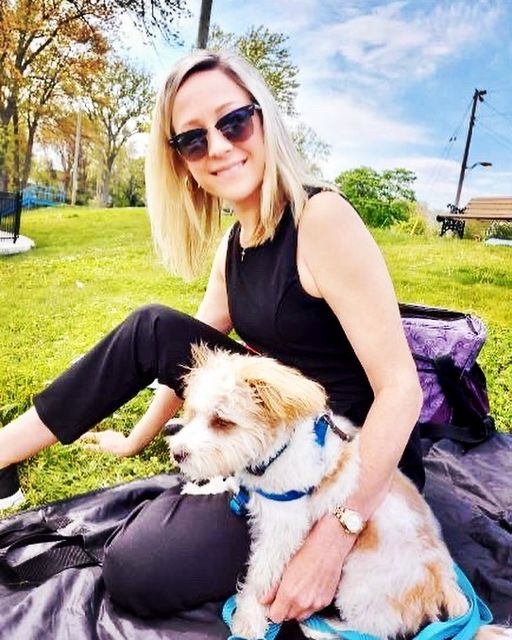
145, 49, 331, 281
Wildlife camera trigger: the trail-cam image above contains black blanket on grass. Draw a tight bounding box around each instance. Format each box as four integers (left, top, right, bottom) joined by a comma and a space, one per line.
0, 434, 511, 639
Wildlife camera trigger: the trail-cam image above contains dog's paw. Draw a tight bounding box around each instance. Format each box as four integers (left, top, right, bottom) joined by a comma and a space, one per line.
232, 601, 268, 639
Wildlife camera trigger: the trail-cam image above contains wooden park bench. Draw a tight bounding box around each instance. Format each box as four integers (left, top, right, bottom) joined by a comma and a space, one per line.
436, 197, 512, 238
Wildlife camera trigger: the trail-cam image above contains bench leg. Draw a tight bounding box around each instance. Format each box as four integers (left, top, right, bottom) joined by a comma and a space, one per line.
440, 218, 465, 238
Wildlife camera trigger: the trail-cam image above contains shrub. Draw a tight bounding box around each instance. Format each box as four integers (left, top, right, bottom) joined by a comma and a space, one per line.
486, 221, 512, 240
394, 212, 427, 235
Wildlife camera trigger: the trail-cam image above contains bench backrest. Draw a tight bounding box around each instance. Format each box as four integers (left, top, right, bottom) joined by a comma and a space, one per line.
464, 197, 512, 219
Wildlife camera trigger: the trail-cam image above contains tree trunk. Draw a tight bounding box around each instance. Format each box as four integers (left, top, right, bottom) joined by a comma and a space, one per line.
12, 107, 21, 190
22, 121, 38, 189
97, 151, 116, 206
0, 125, 8, 191
0, 98, 18, 191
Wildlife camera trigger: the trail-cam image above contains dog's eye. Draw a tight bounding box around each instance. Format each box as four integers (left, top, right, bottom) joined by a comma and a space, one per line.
210, 414, 236, 430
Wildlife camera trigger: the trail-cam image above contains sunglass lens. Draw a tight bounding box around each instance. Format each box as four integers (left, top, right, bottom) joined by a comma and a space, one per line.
218, 107, 254, 144
178, 131, 208, 161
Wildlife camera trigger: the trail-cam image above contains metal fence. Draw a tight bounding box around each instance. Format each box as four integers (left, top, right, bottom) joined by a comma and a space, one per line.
0, 191, 22, 243
22, 184, 65, 209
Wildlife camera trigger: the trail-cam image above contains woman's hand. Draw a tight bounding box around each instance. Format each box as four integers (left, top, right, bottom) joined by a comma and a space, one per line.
78, 430, 133, 457
261, 514, 356, 623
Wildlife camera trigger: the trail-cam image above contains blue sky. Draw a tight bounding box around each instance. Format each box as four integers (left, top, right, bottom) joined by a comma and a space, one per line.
120, 0, 512, 210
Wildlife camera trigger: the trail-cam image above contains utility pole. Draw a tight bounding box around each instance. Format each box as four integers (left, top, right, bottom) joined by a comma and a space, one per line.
71, 111, 82, 206
454, 89, 486, 208
196, 0, 213, 48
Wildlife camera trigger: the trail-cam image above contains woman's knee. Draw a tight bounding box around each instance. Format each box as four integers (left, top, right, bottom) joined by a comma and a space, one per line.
126, 304, 186, 333
102, 491, 251, 616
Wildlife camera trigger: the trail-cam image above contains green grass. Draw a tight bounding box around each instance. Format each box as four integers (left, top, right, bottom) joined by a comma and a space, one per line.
1, 207, 511, 514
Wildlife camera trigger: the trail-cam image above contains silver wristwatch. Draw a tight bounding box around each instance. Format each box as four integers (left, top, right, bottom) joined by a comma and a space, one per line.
332, 505, 366, 535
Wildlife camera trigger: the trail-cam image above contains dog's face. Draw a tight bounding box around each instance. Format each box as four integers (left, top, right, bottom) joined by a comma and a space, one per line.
168, 345, 327, 481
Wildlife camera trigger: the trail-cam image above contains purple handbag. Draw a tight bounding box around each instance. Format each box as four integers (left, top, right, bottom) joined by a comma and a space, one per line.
400, 303, 494, 443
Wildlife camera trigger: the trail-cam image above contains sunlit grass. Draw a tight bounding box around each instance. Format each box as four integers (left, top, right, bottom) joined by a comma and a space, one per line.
1, 206, 510, 513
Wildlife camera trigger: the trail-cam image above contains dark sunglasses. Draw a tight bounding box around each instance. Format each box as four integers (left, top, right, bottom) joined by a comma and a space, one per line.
169, 103, 262, 162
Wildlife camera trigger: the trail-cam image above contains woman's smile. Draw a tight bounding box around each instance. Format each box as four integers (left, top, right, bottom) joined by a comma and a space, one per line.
172, 68, 265, 216
211, 158, 247, 178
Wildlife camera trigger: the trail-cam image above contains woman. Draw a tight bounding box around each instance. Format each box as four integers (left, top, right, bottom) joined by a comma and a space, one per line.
0, 50, 423, 624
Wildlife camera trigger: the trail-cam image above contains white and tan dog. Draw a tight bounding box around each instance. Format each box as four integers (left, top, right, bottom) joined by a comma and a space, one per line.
169, 346, 509, 640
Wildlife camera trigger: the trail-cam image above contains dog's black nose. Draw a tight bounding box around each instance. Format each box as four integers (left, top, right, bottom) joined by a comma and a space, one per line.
162, 422, 184, 437
172, 449, 189, 464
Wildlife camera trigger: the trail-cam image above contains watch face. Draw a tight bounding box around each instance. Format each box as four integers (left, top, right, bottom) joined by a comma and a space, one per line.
344, 511, 363, 533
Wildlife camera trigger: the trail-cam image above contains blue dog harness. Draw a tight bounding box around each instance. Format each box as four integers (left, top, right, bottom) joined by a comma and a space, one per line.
229, 413, 333, 516
222, 564, 493, 640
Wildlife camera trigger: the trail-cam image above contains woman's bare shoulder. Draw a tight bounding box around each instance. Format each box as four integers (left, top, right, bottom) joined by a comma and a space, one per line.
299, 188, 372, 253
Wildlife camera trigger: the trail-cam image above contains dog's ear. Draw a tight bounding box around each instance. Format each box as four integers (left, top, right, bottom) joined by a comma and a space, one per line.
241, 357, 327, 427
181, 343, 215, 397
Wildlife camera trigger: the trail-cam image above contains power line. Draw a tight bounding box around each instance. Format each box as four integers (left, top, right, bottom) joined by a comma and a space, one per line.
477, 118, 512, 147
476, 120, 512, 153
425, 98, 473, 190
442, 99, 472, 158
481, 99, 512, 127
486, 87, 512, 94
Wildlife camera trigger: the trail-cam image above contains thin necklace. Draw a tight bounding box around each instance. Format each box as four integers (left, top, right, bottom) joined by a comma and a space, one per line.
241, 246, 246, 261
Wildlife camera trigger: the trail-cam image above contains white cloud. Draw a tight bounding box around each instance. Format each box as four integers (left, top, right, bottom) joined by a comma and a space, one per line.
216, 0, 319, 36
296, 88, 430, 182
300, 1, 502, 88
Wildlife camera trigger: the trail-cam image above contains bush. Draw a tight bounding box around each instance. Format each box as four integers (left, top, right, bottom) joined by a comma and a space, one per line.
393, 212, 427, 235
351, 197, 414, 228
336, 167, 417, 228
486, 221, 512, 240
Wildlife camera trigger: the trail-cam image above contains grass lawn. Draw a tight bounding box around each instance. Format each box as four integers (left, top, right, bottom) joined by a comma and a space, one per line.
1, 206, 511, 514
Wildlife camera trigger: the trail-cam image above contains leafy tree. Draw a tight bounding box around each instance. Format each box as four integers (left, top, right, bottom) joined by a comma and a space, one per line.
335, 167, 417, 228
209, 25, 299, 116
0, 0, 186, 191
113, 0, 188, 42
110, 152, 145, 207
0, 1, 107, 189
39, 110, 99, 200
86, 57, 154, 206
291, 124, 330, 177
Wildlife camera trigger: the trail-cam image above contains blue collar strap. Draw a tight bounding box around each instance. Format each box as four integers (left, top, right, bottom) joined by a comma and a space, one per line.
230, 414, 333, 516
245, 412, 332, 477
246, 442, 288, 476
229, 487, 250, 517
229, 485, 314, 516
255, 486, 313, 501
222, 564, 493, 640
314, 413, 329, 445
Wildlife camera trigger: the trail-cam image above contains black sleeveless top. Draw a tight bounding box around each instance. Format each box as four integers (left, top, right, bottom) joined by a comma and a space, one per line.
225, 192, 374, 425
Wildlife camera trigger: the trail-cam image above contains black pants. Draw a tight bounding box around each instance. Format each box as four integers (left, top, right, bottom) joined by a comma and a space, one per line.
32, 304, 423, 619
33, 305, 259, 617
34, 304, 248, 444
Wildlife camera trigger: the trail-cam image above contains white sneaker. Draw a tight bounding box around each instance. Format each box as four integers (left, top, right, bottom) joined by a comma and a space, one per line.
0, 488, 25, 510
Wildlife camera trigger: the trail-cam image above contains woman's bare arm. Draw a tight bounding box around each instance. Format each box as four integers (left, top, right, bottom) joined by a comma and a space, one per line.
81, 228, 234, 457
265, 191, 423, 622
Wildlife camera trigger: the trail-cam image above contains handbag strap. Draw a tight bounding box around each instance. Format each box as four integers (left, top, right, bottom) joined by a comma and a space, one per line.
419, 356, 495, 445
0, 519, 101, 585
419, 416, 495, 444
